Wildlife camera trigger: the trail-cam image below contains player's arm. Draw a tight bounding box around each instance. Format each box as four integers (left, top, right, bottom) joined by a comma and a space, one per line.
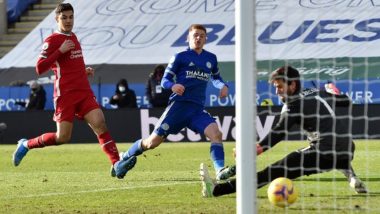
36, 39, 74, 75
210, 59, 228, 98
322, 90, 352, 107
161, 55, 185, 95
211, 72, 228, 98
333, 94, 351, 106
257, 109, 298, 154
323, 83, 351, 106
161, 65, 184, 95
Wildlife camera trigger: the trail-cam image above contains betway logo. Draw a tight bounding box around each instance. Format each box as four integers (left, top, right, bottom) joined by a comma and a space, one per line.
140, 109, 275, 142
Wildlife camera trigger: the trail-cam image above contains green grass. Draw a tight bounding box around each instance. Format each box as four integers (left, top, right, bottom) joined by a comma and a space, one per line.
1, 140, 379, 213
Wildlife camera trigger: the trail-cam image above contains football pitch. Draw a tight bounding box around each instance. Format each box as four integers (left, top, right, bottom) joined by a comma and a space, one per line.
1, 140, 379, 213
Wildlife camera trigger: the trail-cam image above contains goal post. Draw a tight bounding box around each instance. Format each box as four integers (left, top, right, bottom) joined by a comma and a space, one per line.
235, 0, 257, 213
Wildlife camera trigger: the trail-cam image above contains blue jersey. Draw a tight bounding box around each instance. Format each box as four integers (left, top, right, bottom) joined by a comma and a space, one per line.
161, 47, 227, 106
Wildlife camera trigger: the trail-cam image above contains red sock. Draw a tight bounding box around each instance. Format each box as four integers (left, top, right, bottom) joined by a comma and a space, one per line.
27, 132, 57, 149
98, 132, 120, 165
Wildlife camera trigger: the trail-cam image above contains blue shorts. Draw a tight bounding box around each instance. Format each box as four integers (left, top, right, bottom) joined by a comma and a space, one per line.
154, 101, 216, 137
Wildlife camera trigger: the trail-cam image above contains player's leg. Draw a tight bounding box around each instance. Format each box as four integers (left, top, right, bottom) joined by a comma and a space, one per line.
201, 146, 341, 197
339, 165, 368, 194
191, 110, 227, 180
217, 165, 236, 181
199, 162, 236, 197
121, 133, 165, 160
121, 101, 187, 161
79, 94, 135, 179
83, 107, 135, 179
336, 142, 368, 193
201, 148, 312, 197
13, 132, 59, 167
203, 123, 228, 180
200, 163, 216, 197
256, 146, 329, 188
214, 145, 262, 182
213, 179, 237, 197
12, 97, 75, 166
117, 101, 187, 177
120, 107, 170, 161
114, 133, 162, 178
12, 121, 71, 167
336, 146, 368, 194
198, 148, 318, 196
83, 108, 120, 164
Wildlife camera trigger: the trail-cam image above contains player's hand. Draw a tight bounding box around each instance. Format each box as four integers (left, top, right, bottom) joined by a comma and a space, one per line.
325, 83, 340, 95
86, 67, 95, 77
219, 85, 228, 98
256, 144, 263, 155
232, 145, 263, 159
113, 95, 119, 100
172, 84, 185, 96
59, 39, 75, 53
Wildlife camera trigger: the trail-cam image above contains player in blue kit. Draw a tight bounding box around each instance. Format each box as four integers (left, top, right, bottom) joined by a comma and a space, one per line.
114, 24, 233, 181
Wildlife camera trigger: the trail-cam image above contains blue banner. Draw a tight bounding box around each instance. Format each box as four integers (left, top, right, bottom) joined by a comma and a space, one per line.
0, 80, 378, 111
259, 80, 380, 106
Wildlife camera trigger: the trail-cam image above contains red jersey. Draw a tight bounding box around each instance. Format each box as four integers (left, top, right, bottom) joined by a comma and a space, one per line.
36, 31, 93, 97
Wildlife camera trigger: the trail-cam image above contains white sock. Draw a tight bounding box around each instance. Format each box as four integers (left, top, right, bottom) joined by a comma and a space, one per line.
22, 140, 29, 149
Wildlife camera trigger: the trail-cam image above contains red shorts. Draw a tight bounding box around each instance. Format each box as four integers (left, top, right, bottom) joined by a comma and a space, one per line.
53, 91, 100, 123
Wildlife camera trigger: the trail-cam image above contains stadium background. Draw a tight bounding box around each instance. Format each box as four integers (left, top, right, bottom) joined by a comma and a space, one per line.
0, 0, 379, 142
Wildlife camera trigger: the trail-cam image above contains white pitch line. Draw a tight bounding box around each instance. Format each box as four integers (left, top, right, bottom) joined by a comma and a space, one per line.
4, 181, 198, 199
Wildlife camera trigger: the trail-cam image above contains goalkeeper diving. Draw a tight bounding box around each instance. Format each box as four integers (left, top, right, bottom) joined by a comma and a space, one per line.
200, 65, 368, 197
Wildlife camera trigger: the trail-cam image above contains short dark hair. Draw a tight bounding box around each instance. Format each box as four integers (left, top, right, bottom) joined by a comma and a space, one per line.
55, 3, 74, 15
269, 66, 301, 93
188, 24, 207, 34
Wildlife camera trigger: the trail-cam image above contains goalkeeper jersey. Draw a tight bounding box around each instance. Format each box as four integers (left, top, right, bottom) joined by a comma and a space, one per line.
259, 88, 354, 154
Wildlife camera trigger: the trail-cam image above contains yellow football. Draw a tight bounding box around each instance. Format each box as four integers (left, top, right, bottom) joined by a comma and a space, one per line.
267, 177, 298, 208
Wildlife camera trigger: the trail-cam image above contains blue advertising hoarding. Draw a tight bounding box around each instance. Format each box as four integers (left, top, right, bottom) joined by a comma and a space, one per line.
0, 80, 379, 111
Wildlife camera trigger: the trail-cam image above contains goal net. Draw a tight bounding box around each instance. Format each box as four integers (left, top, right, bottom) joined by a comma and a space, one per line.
238, 1, 378, 213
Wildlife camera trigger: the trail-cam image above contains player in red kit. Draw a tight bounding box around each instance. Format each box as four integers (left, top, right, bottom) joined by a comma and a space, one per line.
12, 3, 136, 179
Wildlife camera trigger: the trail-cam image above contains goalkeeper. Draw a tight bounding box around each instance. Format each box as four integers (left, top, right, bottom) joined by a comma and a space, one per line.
200, 65, 368, 197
